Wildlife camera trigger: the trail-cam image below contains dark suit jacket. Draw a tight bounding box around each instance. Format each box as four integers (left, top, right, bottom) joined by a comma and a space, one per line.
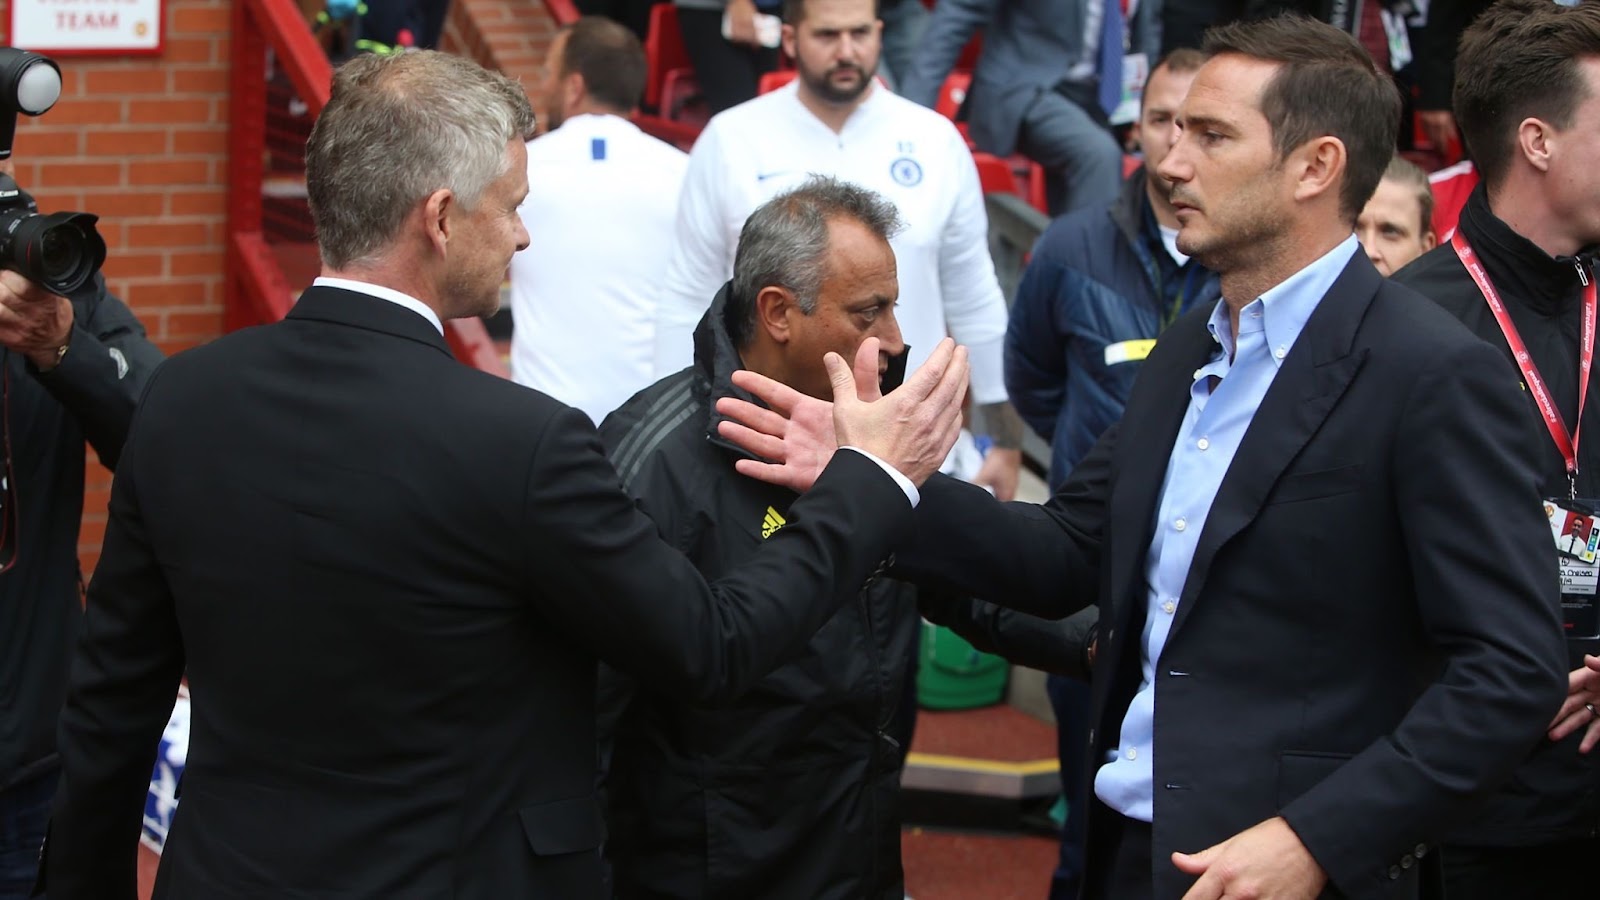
895, 254, 1568, 900
39, 287, 912, 900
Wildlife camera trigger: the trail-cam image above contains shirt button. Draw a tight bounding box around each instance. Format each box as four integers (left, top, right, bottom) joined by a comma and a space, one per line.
1192, 368, 1203, 380
1415, 844, 1427, 858
1197, 437, 1210, 451
1401, 855, 1414, 869
1274, 345, 1287, 359
1125, 748, 1138, 761
1162, 601, 1176, 615
1388, 865, 1401, 880
1173, 517, 1187, 532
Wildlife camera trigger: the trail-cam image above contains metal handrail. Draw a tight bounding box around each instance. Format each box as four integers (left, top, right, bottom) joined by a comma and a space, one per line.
983, 192, 1052, 476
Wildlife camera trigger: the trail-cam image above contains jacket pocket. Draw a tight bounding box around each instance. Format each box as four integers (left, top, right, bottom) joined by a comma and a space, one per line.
1266, 464, 1364, 506
1275, 750, 1354, 809
519, 793, 608, 856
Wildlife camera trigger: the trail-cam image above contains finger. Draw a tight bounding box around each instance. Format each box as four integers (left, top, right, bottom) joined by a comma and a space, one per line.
852, 337, 882, 404
1581, 718, 1600, 754
825, 351, 858, 408
732, 457, 804, 492
714, 396, 790, 440
923, 345, 970, 414
1176, 864, 1226, 900
895, 338, 955, 403
1586, 654, 1600, 673
716, 420, 788, 462
1171, 846, 1219, 876
730, 369, 805, 416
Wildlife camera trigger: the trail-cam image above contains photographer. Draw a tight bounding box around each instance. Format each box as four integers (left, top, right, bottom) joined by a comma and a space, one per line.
0, 154, 161, 896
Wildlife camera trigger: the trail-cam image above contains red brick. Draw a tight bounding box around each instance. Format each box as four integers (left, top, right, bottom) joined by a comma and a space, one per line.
155, 337, 207, 357
85, 69, 169, 95
127, 221, 212, 249
13, 130, 83, 158
29, 191, 85, 213
169, 250, 222, 278
171, 69, 230, 95
128, 278, 212, 307
168, 189, 226, 217
38, 100, 125, 126
81, 190, 167, 218
94, 221, 126, 250
78, 517, 107, 549
101, 252, 165, 279
128, 158, 208, 186
163, 38, 220, 65
87, 129, 170, 157
163, 308, 223, 337
35, 161, 123, 188
128, 99, 214, 125
171, 5, 233, 34
172, 128, 227, 156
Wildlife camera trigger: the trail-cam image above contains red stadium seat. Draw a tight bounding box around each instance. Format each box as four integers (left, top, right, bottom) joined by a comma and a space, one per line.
972, 151, 1021, 197
758, 69, 798, 94
934, 70, 971, 121
644, 4, 698, 120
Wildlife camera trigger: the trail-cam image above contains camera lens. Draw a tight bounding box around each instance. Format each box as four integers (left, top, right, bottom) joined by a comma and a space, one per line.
38, 226, 72, 281
0, 210, 106, 294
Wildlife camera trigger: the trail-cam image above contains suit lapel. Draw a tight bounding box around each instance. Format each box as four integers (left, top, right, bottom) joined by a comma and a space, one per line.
1165, 253, 1381, 639
287, 286, 456, 359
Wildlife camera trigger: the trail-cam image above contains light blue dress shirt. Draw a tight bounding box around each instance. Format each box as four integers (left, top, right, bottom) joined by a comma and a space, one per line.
1093, 235, 1360, 822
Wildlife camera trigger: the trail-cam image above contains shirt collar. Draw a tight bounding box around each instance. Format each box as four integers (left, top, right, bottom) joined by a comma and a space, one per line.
313, 277, 444, 335
1204, 234, 1359, 368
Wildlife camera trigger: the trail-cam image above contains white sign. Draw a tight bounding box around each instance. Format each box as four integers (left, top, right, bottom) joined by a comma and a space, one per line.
10, 0, 164, 56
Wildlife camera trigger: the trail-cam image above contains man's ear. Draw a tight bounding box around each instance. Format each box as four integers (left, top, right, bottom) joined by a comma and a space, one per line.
1291, 135, 1347, 207
563, 72, 586, 115
422, 188, 454, 255
1421, 229, 1439, 253
781, 24, 797, 61
1517, 117, 1555, 174
755, 285, 798, 344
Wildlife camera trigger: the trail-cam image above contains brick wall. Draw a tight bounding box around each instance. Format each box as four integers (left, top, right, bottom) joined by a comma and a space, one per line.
444, 0, 559, 119
0, 0, 232, 573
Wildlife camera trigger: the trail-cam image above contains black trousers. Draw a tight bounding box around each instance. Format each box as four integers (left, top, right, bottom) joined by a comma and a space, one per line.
1088, 813, 1154, 900
675, 7, 779, 115
1442, 837, 1600, 900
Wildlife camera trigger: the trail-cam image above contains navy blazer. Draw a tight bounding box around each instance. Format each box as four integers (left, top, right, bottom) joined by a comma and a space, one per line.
895, 253, 1567, 899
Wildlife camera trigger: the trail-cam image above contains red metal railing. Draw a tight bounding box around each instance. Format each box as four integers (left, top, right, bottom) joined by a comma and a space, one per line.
225, 0, 506, 376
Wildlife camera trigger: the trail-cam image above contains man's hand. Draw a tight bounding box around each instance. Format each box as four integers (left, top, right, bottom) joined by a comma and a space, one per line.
1173, 816, 1327, 900
0, 270, 72, 369
972, 447, 1021, 501
718, 337, 968, 491
1549, 654, 1600, 753
726, 0, 761, 46
1418, 110, 1459, 160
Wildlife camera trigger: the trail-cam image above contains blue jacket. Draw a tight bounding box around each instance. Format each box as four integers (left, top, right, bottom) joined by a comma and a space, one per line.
1005, 169, 1221, 489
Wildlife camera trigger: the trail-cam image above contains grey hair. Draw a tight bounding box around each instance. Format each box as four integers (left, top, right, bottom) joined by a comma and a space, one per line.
306, 50, 536, 269
727, 175, 903, 347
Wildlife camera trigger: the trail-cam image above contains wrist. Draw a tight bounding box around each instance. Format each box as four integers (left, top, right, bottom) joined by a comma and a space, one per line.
28, 336, 69, 372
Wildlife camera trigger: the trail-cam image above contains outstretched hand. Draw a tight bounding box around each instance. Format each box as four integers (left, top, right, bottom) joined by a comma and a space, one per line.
716, 337, 969, 492
1550, 654, 1600, 753
1174, 816, 1327, 900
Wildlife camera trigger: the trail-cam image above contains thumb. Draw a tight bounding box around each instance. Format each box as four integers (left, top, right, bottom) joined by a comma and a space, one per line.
1171, 844, 1220, 875
825, 351, 857, 405
852, 337, 882, 403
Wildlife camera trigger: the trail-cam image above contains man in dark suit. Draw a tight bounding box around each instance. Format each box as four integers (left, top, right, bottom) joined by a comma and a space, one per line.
35, 50, 969, 900
719, 15, 1568, 900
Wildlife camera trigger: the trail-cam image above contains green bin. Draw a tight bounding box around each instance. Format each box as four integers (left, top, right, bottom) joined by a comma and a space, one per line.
916, 620, 1008, 710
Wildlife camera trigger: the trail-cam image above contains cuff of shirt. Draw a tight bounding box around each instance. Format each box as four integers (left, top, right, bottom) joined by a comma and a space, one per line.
841, 446, 920, 508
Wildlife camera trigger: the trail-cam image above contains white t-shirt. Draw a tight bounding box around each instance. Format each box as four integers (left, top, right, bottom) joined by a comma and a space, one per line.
655, 83, 1010, 405
510, 114, 690, 426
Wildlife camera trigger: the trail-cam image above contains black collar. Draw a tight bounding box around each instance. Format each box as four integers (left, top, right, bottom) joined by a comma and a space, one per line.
1458, 185, 1596, 316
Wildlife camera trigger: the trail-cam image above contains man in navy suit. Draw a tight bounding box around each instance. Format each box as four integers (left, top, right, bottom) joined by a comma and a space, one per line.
722, 15, 1567, 899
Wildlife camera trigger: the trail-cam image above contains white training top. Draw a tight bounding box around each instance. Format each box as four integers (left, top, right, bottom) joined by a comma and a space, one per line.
510, 114, 690, 426
655, 82, 1010, 405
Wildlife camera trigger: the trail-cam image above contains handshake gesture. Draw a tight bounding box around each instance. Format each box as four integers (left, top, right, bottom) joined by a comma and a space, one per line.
716, 337, 970, 492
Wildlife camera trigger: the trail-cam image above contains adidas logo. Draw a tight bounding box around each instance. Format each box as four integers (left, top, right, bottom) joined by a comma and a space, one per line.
760, 506, 787, 539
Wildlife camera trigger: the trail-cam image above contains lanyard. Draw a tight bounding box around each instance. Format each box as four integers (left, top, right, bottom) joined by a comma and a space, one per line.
1452, 231, 1596, 499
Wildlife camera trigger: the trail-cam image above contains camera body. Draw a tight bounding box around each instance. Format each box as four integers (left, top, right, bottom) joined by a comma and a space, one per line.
0, 47, 104, 294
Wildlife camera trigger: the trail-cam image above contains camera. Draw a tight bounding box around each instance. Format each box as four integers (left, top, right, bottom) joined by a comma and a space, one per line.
0, 47, 105, 294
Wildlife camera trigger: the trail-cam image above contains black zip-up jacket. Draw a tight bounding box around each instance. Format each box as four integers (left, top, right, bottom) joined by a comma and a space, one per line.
1393, 185, 1600, 845
595, 286, 917, 900
0, 274, 162, 791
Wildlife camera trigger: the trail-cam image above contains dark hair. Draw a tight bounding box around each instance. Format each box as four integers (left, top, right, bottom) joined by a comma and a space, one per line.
559, 16, 647, 113
1454, 0, 1600, 191
1154, 47, 1207, 79
781, 0, 880, 25
727, 175, 902, 348
1202, 14, 1401, 224
1380, 155, 1434, 238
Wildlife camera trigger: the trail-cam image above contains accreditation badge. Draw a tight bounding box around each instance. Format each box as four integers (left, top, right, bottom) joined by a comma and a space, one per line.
1545, 498, 1600, 638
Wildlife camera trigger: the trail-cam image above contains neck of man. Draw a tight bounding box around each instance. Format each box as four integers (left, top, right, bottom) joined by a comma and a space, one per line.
798, 81, 872, 135
1488, 175, 1586, 260
321, 259, 450, 321
563, 100, 633, 122
1219, 221, 1348, 342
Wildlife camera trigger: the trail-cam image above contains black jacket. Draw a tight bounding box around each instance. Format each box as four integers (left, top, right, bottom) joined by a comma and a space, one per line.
41, 287, 913, 899
596, 287, 917, 900
1393, 186, 1600, 846
0, 274, 161, 791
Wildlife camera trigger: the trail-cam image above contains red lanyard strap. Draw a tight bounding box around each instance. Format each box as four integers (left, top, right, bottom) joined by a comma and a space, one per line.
1452, 232, 1596, 488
